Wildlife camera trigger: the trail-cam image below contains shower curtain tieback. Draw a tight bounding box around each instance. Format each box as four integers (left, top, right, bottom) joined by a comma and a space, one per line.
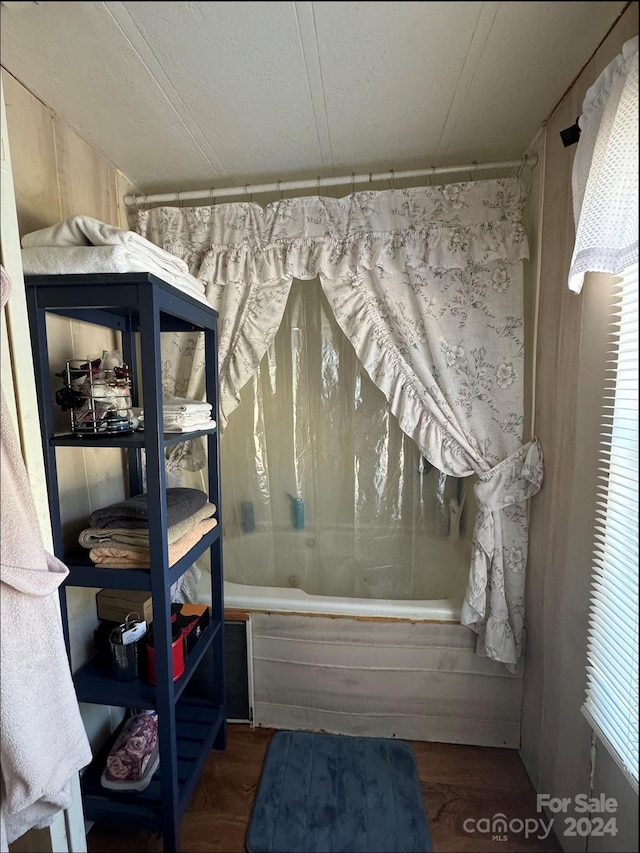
462, 439, 543, 668
137, 177, 543, 667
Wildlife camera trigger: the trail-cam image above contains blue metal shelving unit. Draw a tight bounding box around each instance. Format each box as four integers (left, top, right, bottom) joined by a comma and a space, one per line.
25, 272, 226, 852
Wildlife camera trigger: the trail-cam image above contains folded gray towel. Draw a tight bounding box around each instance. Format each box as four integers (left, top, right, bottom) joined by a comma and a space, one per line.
89, 488, 209, 529
79, 502, 216, 548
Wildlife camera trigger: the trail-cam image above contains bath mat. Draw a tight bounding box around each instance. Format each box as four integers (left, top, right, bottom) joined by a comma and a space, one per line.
246, 730, 432, 853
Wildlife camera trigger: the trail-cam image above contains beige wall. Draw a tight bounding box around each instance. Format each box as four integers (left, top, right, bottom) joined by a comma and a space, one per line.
1, 68, 138, 235
1, 67, 142, 750
521, 6, 638, 852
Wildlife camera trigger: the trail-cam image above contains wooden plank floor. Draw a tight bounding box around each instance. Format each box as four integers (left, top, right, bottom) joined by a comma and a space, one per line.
86, 725, 561, 852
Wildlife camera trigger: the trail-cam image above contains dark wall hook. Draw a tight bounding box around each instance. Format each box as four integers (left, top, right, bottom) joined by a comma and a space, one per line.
560, 117, 581, 148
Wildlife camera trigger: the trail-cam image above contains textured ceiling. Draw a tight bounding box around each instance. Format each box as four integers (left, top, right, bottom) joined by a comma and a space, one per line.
0, 1, 628, 194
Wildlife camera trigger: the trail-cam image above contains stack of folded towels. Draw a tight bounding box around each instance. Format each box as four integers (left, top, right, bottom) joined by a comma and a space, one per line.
141, 395, 216, 434
79, 487, 217, 569
20, 215, 207, 305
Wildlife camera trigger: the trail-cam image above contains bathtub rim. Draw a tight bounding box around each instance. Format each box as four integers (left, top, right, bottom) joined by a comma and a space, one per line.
219, 580, 462, 622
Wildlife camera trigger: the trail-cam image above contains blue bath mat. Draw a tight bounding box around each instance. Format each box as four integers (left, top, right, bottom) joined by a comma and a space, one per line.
246, 730, 432, 852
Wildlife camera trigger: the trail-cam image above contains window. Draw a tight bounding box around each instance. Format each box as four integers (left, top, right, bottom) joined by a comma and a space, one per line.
582, 263, 638, 791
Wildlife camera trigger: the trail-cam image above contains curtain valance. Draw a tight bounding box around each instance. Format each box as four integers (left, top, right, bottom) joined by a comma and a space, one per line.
139, 180, 529, 284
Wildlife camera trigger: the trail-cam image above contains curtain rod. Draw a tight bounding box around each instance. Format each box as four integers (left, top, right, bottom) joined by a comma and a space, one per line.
124, 155, 537, 208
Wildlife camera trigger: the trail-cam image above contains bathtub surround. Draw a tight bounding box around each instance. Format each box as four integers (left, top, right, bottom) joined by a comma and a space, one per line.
249, 611, 523, 748
218, 544, 521, 749
139, 178, 542, 667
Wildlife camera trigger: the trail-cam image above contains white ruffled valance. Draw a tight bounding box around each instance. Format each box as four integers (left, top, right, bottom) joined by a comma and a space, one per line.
139, 179, 528, 283
569, 35, 638, 293
138, 177, 541, 667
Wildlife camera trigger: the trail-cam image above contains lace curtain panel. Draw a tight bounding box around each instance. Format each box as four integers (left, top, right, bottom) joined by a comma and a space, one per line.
137, 177, 543, 667
569, 35, 638, 293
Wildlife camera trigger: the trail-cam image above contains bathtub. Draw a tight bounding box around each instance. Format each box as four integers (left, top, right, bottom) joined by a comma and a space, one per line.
197, 519, 521, 748
214, 523, 472, 621
203, 568, 522, 749
223, 579, 461, 621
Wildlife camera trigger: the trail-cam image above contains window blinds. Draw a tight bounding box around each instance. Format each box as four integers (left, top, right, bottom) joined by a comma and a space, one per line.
582, 263, 639, 791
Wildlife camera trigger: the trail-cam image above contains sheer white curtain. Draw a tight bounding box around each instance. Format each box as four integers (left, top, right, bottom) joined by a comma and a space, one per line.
569, 35, 638, 293
569, 35, 638, 788
138, 178, 543, 666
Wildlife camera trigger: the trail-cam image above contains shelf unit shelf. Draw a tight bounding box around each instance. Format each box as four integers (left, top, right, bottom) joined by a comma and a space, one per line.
49, 426, 218, 448
61, 524, 222, 591
25, 272, 226, 853
73, 620, 221, 707
81, 698, 225, 831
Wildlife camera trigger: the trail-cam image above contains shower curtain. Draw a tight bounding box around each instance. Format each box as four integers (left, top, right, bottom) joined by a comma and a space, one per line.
138, 178, 543, 667
218, 278, 472, 601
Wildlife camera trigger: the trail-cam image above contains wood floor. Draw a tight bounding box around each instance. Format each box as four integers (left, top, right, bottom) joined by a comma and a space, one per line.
86, 724, 562, 853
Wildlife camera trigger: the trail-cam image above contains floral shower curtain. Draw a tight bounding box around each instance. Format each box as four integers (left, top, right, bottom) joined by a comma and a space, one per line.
138, 177, 543, 667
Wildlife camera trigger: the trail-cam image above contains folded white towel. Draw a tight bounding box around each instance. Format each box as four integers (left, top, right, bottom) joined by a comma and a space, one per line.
163, 420, 217, 434
139, 416, 217, 434
21, 215, 188, 278
21, 246, 208, 305
163, 412, 211, 422
162, 409, 212, 420
140, 397, 213, 421
164, 396, 213, 414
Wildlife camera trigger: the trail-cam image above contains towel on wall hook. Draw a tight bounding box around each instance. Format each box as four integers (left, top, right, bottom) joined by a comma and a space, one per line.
1, 267, 92, 848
